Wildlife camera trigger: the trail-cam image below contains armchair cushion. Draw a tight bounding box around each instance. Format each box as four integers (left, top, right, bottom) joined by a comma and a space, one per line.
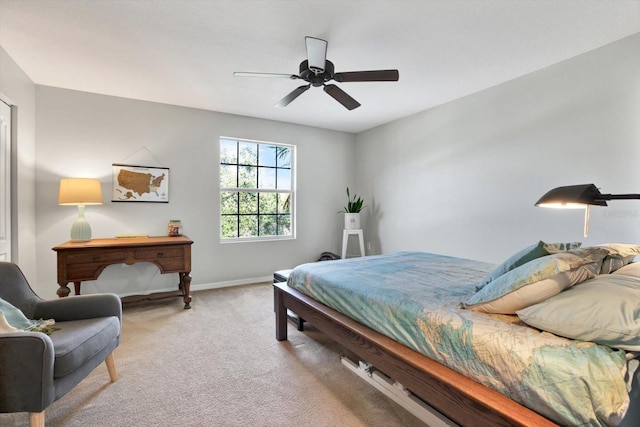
51, 317, 120, 378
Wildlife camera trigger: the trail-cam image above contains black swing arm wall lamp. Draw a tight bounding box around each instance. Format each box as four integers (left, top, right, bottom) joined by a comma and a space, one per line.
535, 184, 640, 237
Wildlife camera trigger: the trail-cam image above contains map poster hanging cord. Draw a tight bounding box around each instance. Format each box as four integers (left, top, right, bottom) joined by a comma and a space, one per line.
118, 146, 167, 168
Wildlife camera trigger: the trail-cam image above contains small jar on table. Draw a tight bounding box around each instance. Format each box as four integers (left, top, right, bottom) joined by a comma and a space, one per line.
168, 220, 183, 237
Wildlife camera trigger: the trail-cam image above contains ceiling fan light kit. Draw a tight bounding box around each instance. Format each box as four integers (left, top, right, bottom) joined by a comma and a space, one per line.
234, 36, 399, 110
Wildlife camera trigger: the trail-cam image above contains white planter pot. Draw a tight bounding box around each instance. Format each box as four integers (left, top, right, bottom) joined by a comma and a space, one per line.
344, 213, 361, 230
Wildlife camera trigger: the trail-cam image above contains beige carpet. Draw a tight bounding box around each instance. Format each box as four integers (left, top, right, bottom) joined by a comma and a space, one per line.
1, 283, 425, 426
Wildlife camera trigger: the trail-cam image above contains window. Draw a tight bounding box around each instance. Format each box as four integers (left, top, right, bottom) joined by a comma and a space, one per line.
220, 137, 294, 241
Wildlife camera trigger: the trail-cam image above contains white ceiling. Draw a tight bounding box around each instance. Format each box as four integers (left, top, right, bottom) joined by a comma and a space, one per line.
1, 1, 639, 133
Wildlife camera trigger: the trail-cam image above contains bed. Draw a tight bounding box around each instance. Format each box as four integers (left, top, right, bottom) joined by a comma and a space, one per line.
274, 245, 640, 427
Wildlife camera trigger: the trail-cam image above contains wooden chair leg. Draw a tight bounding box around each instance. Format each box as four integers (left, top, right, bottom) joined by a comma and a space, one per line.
105, 353, 118, 382
29, 411, 44, 427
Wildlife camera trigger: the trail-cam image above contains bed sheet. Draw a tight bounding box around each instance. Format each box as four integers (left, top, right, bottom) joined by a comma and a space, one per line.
287, 251, 633, 426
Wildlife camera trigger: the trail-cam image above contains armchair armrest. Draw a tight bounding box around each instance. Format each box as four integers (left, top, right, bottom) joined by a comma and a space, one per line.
0, 332, 55, 413
33, 294, 122, 324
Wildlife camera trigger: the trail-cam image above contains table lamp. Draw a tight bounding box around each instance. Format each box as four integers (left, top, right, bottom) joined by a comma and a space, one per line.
535, 183, 640, 237
58, 178, 103, 241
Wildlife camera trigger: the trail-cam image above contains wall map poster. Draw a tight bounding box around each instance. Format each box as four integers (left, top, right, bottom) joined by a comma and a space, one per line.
112, 164, 169, 202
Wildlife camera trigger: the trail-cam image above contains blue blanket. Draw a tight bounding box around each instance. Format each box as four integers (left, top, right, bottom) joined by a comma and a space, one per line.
0, 297, 54, 333
288, 252, 632, 427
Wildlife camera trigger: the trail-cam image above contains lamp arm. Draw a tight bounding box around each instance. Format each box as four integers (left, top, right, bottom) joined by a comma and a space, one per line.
600, 194, 640, 201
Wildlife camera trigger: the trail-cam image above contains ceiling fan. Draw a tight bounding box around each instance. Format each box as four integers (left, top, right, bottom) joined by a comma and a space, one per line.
234, 36, 399, 110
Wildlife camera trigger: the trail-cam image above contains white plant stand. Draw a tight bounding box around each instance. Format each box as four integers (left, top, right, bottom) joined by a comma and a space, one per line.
341, 229, 365, 259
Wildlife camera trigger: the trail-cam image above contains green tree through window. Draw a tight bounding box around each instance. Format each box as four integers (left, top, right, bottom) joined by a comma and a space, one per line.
220, 138, 294, 240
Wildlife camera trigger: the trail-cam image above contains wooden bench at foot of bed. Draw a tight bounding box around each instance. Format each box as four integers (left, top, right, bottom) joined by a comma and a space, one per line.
274, 282, 558, 427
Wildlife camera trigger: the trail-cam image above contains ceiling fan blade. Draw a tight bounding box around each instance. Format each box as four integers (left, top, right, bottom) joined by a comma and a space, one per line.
333, 69, 399, 82
234, 72, 298, 79
275, 84, 311, 107
305, 36, 327, 74
323, 84, 361, 110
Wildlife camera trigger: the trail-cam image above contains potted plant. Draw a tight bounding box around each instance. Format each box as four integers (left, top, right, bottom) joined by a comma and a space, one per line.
339, 187, 365, 229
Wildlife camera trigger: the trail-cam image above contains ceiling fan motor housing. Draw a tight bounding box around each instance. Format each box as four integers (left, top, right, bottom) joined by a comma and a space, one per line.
299, 60, 335, 86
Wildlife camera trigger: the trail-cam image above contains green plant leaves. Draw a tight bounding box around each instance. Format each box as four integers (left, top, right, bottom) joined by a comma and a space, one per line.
339, 187, 365, 213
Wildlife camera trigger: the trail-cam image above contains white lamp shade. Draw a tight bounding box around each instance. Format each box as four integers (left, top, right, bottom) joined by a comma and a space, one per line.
59, 178, 103, 205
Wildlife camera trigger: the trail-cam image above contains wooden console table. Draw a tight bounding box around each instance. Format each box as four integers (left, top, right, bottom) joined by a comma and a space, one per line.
52, 236, 194, 309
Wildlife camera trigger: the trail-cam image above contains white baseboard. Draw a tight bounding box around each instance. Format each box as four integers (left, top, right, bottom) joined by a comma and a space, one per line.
191, 275, 273, 292
115, 276, 272, 298
341, 356, 458, 427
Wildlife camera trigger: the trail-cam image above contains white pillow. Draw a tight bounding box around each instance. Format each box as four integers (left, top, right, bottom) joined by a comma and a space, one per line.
611, 262, 640, 279
517, 274, 640, 351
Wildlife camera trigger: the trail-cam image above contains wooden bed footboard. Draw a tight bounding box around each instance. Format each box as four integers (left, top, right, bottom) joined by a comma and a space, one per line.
274, 282, 558, 427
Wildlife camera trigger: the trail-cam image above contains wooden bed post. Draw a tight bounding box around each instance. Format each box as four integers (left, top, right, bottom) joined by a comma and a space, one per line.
274, 286, 288, 341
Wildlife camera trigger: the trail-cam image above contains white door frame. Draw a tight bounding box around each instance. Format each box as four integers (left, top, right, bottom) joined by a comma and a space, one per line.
0, 97, 12, 261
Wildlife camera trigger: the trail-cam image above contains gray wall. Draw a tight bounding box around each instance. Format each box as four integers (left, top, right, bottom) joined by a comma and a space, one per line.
355, 33, 640, 263
33, 87, 355, 299
3, 33, 640, 299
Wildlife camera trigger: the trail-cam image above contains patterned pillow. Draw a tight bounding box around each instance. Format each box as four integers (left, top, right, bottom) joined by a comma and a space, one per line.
464, 247, 608, 314
0, 297, 56, 334
474, 241, 581, 292
0, 313, 19, 333
0, 297, 33, 330
592, 243, 640, 274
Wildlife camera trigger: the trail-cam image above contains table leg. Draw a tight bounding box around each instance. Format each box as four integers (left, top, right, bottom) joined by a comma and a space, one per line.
180, 272, 192, 309
74, 281, 82, 295
341, 230, 348, 259
57, 282, 71, 298
357, 230, 365, 257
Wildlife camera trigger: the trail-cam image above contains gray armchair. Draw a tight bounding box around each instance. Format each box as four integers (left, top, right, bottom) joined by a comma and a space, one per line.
0, 262, 121, 427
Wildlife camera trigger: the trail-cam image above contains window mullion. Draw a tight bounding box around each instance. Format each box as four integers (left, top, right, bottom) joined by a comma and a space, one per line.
236, 142, 240, 237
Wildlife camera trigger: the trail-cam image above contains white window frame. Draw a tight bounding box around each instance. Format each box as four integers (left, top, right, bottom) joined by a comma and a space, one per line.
219, 137, 296, 243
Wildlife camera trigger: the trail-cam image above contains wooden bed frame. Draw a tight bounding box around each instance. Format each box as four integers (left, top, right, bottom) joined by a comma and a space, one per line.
274, 282, 558, 427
